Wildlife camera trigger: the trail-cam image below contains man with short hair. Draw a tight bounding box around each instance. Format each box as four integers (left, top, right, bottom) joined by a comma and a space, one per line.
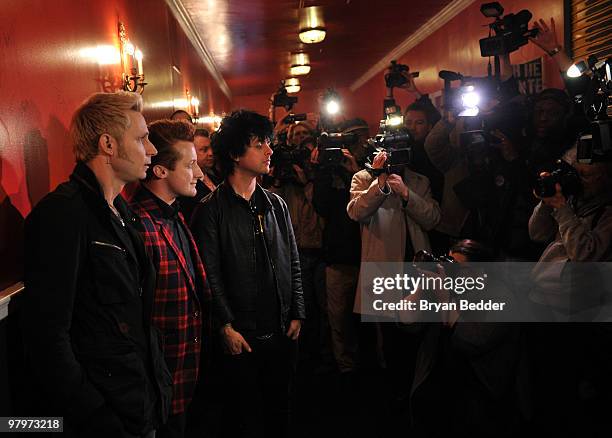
191, 109, 305, 438
23, 91, 171, 437
129, 120, 210, 438
180, 128, 219, 221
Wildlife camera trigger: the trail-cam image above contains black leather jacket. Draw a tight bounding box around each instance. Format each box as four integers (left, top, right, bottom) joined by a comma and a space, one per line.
191, 182, 306, 333
22, 163, 172, 435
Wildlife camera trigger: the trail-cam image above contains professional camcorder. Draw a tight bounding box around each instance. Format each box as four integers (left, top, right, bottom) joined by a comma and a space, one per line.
439, 70, 500, 117
270, 142, 311, 182
316, 132, 358, 167
478, 2, 538, 57
282, 113, 308, 124
384, 60, 419, 89
365, 118, 413, 176
271, 81, 298, 110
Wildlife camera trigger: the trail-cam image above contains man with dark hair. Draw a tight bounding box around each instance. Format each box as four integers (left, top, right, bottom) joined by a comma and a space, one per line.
129, 119, 209, 438
22, 92, 171, 437
179, 128, 219, 221
170, 110, 194, 125
191, 109, 305, 437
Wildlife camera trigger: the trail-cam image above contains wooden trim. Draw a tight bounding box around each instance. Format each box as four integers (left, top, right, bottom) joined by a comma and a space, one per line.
164, 0, 232, 100
0, 282, 24, 321
349, 0, 476, 92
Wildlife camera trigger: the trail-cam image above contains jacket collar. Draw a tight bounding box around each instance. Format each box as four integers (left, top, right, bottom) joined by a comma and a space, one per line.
132, 185, 181, 221
70, 161, 134, 221
220, 180, 274, 212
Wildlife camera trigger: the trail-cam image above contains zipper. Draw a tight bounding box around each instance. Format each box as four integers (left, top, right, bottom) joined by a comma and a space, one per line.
92, 240, 126, 253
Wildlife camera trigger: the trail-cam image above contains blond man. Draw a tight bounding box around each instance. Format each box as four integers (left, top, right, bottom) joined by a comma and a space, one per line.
23, 92, 171, 438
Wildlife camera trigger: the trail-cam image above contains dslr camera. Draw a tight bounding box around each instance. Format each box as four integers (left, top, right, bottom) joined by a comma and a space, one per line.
534, 159, 582, 198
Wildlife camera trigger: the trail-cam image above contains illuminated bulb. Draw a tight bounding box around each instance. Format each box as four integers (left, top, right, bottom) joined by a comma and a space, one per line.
291, 64, 311, 75
461, 91, 480, 109
134, 49, 143, 61
125, 42, 135, 55
299, 29, 326, 44
326, 100, 340, 115
79, 45, 121, 65
284, 77, 301, 94
387, 115, 404, 127
567, 64, 582, 78
191, 97, 200, 107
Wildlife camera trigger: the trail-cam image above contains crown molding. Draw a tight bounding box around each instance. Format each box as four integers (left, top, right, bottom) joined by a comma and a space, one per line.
350, 0, 476, 92
165, 0, 232, 100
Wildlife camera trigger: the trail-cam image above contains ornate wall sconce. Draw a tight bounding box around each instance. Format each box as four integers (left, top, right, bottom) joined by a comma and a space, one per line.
118, 22, 147, 94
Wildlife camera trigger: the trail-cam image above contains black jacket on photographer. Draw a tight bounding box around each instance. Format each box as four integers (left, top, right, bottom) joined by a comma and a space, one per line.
190, 182, 306, 333
22, 162, 172, 437
312, 164, 362, 266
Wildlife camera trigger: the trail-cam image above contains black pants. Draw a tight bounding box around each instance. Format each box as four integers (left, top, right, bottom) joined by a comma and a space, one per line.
221, 333, 297, 438
157, 412, 186, 438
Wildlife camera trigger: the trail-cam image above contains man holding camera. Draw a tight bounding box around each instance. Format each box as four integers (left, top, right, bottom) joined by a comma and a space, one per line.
347, 149, 440, 413
528, 150, 612, 435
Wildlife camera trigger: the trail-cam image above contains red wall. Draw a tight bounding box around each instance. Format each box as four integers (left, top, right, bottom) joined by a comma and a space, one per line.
0, 0, 230, 288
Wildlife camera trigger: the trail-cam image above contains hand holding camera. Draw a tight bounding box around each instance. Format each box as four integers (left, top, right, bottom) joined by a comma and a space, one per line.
534, 171, 567, 209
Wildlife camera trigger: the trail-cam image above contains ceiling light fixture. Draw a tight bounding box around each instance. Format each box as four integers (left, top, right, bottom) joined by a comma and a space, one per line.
298, 6, 326, 44
285, 77, 301, 93
290, 52, 311, 76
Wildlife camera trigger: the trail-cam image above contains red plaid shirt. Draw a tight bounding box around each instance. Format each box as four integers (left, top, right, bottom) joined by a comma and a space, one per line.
130, 186, 210, 415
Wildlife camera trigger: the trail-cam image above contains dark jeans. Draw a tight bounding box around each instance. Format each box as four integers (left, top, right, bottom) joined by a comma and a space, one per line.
222, 333, 298, 438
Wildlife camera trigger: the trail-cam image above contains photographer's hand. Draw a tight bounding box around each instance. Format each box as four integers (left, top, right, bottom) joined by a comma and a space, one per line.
492, 130, 519, 162
387, 174, 409, 200
292, 164, 308, 185
341, 148, 360, 173
398, 72, 422, 98
310, 147, 319, 165
529, 18, 572, 72
534, 172, 567, 209
373, 151, 389, 188
274, 107, 292, 136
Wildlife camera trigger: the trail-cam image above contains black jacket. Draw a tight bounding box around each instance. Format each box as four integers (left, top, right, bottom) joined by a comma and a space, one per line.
312, 167, 361, 266
191, 182, 306, 333
22, 163, 172, 435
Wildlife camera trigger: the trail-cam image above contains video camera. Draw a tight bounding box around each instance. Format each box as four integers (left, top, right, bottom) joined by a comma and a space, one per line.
439, 70, 500, 117
282, 113, 308, 124
566, 55, 612, 163
270, 140, 311, 183
365, 118, 413, 176
271, 81, 298, 110
384, 60, 419, 89
478, 2, 538, 57
316, 132, 359, 168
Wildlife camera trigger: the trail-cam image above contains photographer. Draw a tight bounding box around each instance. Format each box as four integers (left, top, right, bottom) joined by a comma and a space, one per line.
425, 98, 540, 259
528, 151, 612, 435
311, 126, 363, 377
347, 148, 440, 414
403, 240, 526, 438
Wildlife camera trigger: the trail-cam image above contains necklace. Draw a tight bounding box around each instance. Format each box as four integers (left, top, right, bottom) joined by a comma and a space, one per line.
108, 203, 125, 226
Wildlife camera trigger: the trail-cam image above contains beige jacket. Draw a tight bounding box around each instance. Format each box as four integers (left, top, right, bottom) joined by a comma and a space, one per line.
424, 119, 470, 237
347, 168, 441, 314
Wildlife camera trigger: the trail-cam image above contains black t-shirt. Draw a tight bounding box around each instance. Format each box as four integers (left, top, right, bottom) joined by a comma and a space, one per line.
250, 190, 280, 335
